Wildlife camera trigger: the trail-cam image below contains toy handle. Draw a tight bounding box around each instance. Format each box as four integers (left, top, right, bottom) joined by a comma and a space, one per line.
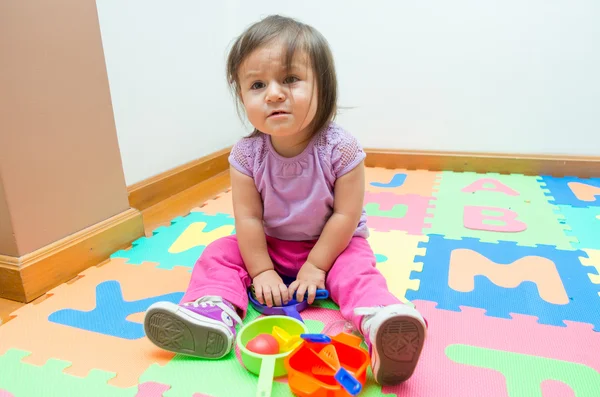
256, 356, 275, 397
315, 289, 329, 299
335, 367, 362, 396
283, 306, 304, 322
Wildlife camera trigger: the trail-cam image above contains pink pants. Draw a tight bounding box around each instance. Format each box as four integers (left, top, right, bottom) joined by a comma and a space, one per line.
181, 234, 401, 331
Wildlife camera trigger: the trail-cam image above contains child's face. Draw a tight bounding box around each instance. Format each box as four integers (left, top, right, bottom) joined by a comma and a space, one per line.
238, 42, 318, 139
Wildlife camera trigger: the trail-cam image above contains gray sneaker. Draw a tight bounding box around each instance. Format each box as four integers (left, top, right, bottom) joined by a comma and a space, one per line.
144, 296, 243, 359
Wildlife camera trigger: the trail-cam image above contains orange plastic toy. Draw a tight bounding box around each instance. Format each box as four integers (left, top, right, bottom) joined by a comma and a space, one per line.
284, 332, 370, 396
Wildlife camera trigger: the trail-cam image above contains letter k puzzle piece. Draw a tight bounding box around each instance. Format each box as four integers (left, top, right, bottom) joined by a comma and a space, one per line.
48, 280, 183, 340
0, 259, 190, 387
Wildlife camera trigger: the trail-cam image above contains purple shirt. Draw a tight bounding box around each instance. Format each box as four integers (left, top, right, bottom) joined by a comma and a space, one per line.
228, 122, 369, 241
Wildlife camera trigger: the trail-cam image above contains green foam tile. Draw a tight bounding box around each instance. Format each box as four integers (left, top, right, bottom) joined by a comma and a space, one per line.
429, 171, 576, 249
0, 349, 136, 397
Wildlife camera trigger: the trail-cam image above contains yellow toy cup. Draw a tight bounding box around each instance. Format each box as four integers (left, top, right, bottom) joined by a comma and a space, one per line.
237, 315, 308, 397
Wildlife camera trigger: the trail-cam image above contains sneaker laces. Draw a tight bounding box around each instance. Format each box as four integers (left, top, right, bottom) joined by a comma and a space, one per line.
184, 296, 243, 325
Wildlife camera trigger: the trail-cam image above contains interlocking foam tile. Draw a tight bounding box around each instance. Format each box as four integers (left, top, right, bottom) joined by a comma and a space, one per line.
48, 280, 183, 340
0, 349, 137, 396
139, 304, 393, 397
368, 229, 426, 300
111, 212, 235, 270
191, 189, 234, 215
428, 171, 576, 249
556, 205, 600, 250
539, 175, 600, 207
0, 259, 190, 387
365, 167, 441, 196
135, 382, 171, 397
0, 390, 14, 397
380, 300, 600, 397
364, 192, 435, 234
405, 235, 600, 330
581, 249, 600, 296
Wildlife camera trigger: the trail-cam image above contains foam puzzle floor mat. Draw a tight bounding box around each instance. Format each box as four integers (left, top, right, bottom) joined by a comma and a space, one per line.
1, 168, 600, 396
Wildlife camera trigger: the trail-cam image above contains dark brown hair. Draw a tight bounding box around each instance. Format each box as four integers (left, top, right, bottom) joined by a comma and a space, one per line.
226, 15, 337, 138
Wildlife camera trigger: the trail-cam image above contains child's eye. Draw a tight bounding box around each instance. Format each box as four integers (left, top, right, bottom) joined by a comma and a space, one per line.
250, 82, 265, 90
284, 76, 299, 84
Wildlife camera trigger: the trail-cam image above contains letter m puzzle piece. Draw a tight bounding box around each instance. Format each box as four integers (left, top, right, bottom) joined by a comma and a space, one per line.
539, 175, 600, 208
406, 234, 600, 330
111, 212, 235, 270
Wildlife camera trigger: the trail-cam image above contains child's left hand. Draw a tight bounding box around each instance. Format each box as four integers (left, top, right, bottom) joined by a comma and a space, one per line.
288, 261, 326, 304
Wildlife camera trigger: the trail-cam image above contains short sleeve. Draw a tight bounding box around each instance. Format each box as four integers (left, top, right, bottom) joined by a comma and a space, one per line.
228, 138, 255, 177
330, 130, 366, 178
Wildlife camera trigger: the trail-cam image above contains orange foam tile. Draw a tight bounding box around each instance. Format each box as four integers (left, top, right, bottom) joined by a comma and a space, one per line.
0, 258, 190, 387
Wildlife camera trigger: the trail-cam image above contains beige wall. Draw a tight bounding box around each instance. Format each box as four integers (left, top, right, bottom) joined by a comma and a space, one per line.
0, 176, 18, 257
0, 0, 130, 256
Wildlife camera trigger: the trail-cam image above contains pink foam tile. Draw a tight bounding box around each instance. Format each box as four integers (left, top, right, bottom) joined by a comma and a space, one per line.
364, 192, 434, 234
135, 382, 170, 396
382, 300, 600, 396
0, 391, 14, 397
541, 380, 576, 397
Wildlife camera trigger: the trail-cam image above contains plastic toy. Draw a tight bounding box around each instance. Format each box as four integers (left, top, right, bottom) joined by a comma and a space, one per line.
284, 332, 370, 397
248, 288, 329, 322
246, 333, 280, 355
237, 315, 308, 397
271, 326, 302, 353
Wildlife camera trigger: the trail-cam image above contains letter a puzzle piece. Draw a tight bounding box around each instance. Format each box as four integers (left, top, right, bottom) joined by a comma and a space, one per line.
48, 280, 183, 340
0, 259, 190, 387
380, 300, 600, 396
429, 172, 574, 249
405, 234, 600, 330
538, 175, 600, 208
111, 212, 235, 270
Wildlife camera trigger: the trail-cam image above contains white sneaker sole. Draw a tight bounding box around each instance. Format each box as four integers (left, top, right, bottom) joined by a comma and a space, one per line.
371, 308, 426, 385
143, 301, 233, 359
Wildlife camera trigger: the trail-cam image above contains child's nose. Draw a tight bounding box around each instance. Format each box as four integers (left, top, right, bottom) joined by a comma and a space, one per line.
265, 83, 285, 102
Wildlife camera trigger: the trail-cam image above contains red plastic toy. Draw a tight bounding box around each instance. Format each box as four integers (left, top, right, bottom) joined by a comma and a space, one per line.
246, 333, 280, 355
284, 332, 370, 396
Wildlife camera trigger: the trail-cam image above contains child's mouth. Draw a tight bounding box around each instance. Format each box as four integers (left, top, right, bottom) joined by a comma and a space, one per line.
269, 111, 290, 118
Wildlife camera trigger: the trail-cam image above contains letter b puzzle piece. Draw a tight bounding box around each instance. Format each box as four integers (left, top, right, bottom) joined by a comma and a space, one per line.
464, 206, 527, 232
406, 234, 600, 330
429, 172, 574, 249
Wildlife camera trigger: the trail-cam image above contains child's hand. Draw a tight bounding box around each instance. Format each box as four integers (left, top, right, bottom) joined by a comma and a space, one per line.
288, 262, 326, 304
252, 269, 289, 307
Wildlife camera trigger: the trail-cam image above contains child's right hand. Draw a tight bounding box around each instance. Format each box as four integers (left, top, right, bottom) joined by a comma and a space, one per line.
252, 269, 289, 307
